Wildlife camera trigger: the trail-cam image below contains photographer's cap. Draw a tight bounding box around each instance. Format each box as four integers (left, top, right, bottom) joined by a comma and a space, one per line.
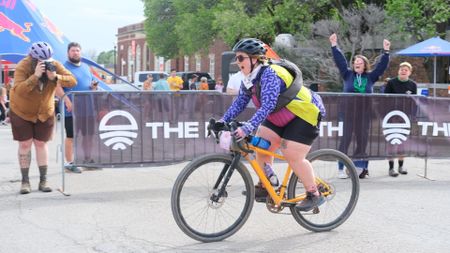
29, 41, 54, 61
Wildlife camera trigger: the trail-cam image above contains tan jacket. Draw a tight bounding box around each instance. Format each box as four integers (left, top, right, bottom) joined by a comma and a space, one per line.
10, 56, 77, 123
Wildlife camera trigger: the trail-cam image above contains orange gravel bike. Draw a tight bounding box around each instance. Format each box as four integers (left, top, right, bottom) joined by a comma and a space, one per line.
171, 119, 360, 242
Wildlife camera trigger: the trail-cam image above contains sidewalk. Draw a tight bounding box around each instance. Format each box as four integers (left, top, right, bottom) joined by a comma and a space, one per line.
1, 123, 450, 253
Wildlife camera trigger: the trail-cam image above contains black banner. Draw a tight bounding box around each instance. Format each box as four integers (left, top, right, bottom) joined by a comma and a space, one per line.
70, 91, 450, 167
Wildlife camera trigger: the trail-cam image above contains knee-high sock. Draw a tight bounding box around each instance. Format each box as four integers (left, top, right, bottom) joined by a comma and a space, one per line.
20, 167, 30, 183
39, 165, 48, 182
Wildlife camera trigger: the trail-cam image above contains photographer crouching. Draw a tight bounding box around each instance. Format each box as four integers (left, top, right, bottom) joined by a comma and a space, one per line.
10, 41, 77, 194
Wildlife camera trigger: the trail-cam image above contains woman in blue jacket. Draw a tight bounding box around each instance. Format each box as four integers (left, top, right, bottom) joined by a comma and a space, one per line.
329, 33, 390, 179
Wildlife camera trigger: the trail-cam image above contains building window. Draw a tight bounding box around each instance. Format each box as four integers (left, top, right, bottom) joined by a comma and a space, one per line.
195, 54, 201, 71
209, 54, 215, 79
184, 55, 189, 71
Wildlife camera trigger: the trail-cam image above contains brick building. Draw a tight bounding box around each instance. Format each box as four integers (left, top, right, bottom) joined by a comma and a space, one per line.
116, 21, 230, 82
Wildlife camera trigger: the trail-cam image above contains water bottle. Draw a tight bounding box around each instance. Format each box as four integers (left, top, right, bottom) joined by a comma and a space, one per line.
250, 136, 271, 149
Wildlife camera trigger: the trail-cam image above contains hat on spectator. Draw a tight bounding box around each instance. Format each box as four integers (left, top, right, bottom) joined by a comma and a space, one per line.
201, 77, 207, 81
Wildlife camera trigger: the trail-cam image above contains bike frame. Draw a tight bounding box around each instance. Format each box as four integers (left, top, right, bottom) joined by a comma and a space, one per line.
238, 145, 308, 206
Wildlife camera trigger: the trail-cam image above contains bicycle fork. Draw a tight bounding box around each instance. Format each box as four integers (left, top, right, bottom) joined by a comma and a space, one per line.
210, 153, 241, 202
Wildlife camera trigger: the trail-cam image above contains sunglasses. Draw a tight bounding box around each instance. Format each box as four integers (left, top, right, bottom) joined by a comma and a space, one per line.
234, 55, 250, 63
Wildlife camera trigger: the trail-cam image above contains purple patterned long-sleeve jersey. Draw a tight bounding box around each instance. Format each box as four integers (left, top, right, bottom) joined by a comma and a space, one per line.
222, 67, 281, 135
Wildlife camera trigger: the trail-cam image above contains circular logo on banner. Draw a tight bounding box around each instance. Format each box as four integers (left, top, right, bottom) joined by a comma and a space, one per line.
382, 110, 411, 145
98, 110, 138, 150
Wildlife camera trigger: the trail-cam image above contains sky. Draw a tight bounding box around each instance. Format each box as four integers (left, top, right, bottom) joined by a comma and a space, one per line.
31, 0, 145, 55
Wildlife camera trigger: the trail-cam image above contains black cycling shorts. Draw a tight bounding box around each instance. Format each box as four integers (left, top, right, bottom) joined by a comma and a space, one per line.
65, 116, 95, 138
64, 116, 74, 138
261, 116, 319, 145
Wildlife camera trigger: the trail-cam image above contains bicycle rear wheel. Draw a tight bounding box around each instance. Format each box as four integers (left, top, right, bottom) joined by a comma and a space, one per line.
171, 153, 254, 242
287, 149, 359, 232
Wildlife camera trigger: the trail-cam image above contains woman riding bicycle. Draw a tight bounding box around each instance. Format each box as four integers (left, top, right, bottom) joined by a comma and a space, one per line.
219, 38, 326, 211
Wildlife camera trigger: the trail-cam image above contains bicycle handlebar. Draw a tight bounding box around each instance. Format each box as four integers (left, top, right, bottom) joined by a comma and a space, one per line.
207, 118, 254, 154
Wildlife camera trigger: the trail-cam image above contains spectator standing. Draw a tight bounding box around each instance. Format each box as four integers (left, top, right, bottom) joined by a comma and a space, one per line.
167, 69, 183, 91
215, 77, 224, 92
189, 75, 199, 90
329, 33, 391, 179
143, 74, 153, 91
199, 77, 209, 90
153, 73, 170, 91
384, 61, 417, 177
10, 41, 76, 194
0, 84, 7, 125
152, 73, 170, 115
226, 71, 243, 95
55, 42, 98, 173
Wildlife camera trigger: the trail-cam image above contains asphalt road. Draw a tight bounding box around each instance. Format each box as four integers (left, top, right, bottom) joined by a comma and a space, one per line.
1, 124, 450, 253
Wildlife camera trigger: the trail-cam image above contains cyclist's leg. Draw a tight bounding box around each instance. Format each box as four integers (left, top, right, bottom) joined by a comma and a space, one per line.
255, 124, 281, 173
283, 141, 325, 211
281, 140, 315, 191
252, 123, 281, 201
279, 117, 322, 211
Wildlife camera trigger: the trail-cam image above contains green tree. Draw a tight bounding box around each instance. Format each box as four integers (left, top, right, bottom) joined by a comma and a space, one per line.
96, 50, 115, 66
143, 0, 180, 58
385, 0, 450, 41
143, 0, 333, 56
173, 0, 218, 55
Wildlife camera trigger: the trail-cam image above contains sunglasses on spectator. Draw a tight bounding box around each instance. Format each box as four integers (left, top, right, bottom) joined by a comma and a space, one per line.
234, 55, 250, 63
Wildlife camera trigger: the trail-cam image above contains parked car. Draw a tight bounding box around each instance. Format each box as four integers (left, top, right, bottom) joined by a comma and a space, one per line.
133, 71, 169, 89
176, 72, 215, 90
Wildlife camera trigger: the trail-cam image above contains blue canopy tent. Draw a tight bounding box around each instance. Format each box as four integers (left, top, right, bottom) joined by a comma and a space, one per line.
0, 0, 135, 90
396, 37, 450, 97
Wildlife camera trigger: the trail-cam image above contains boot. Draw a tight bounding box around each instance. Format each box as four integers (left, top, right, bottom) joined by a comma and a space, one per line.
389, 168, 399, 177
38, 165, 52, 192
20, 181, 31, 194
38, 181, 52, 192
20, 167, 31, 194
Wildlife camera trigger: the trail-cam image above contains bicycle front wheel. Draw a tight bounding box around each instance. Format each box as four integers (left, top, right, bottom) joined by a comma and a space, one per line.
287, 149, 360, 232
171, 153, 254, 242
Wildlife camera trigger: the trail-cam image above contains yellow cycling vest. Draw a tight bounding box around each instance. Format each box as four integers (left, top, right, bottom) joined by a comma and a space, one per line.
268, 64, 321, 126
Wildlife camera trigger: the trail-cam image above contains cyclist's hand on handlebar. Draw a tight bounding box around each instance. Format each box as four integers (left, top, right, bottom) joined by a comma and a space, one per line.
207, 118, 227, 140
233, 127, 247, 142
233, 121, 253, 141
213, 120, 226, 131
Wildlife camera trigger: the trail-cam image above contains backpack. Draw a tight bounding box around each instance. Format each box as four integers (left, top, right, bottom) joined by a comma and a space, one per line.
253, 59, 303, 112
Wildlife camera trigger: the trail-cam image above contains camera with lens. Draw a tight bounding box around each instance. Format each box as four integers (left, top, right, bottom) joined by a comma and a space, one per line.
44, 61, 56, 72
